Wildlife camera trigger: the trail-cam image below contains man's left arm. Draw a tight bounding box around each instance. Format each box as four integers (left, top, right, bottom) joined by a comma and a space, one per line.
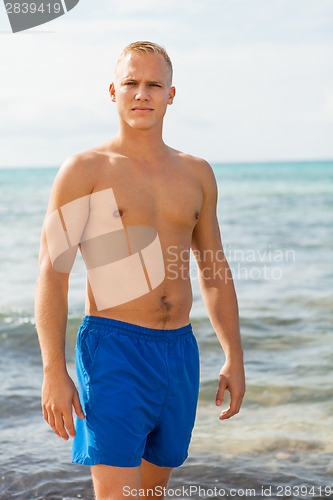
191, 160, 245, 420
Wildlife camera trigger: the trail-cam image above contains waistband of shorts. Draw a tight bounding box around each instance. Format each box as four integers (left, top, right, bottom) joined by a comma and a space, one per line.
81, 315, 193, 340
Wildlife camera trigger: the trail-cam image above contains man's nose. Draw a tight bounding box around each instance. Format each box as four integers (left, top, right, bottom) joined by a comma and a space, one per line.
135, 84, 149, 100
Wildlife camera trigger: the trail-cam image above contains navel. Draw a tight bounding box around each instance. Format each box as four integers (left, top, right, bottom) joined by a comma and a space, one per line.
195, 211, 200, 220
160, 295, 172, 313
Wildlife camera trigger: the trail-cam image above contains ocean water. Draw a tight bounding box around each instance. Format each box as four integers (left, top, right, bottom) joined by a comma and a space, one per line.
0, 161, 332, 500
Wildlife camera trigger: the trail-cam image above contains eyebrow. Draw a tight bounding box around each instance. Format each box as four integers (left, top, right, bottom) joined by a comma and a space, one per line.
122, 78, 164, 85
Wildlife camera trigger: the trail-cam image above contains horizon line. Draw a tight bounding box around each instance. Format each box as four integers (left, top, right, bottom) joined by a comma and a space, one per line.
0, 157, 333, 170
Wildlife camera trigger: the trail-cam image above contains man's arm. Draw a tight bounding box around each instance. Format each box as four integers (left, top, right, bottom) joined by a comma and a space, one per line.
191, 160, 245, 420
35, 154, 93, 440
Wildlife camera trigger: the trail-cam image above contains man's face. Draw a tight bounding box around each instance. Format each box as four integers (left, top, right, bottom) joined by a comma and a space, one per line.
110, 52, 175, 131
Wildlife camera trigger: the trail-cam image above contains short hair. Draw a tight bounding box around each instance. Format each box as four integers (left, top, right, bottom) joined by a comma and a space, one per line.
116, 41, 173, 84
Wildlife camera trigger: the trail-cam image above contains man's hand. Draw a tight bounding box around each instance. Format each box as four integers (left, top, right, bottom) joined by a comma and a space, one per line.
42, 371, 85, 440
215, 360, 245, 420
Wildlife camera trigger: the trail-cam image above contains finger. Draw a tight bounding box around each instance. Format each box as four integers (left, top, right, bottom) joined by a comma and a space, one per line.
46, 408, 61, 437
54, 410, 69, 440
219, 393, 242, 420
42, 405, 49, 423
219, 406, 233, 420
215, 375, 227, 406
63, 409, 76, 438
73, 390, 85, 419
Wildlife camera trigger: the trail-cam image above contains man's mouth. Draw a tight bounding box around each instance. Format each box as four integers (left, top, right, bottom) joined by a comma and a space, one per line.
131, 107, 154, 112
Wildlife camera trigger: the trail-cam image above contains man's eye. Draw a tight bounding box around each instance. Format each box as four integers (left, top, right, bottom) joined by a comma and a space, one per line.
125, 82, 135, 85
151, 84, 161, 87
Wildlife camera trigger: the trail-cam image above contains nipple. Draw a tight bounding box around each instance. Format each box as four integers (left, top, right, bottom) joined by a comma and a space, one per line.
113, 208, 123, 217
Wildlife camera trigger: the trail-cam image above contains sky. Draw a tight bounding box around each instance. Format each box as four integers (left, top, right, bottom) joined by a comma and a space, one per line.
0, 0, 332, 167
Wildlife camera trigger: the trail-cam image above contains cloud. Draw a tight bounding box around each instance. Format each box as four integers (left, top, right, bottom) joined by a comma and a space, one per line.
0, 0, 333, 166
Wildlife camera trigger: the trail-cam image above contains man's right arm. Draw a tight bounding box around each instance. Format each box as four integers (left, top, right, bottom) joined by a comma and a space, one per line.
35, 154, 94, 440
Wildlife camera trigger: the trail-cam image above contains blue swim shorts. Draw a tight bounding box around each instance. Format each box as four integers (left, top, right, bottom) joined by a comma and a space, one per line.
72, 315, 200, 468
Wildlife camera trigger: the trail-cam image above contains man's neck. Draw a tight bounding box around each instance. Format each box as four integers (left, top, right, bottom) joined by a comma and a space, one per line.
111, 125, 168, 163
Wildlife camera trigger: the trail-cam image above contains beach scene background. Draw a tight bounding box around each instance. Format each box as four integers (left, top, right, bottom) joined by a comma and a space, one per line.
0, 161, 332, 499
1, 0, 333, 498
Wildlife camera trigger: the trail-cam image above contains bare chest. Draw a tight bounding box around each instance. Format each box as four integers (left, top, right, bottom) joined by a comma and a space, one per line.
92, 164, 203, 230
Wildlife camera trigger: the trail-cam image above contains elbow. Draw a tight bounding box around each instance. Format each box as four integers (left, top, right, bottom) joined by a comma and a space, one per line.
36, 259, 52, 285
36, 261, 69, 289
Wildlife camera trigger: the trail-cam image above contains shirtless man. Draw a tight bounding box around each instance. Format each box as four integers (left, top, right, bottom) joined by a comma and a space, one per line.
35, 41, 245, 500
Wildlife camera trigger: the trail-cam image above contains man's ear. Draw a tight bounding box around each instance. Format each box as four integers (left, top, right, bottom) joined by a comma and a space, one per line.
168, 86, 176, 105
109, 82, 116, 102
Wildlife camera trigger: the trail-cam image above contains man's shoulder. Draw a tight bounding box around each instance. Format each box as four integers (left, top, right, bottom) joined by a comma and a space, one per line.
60, 147, 108, 175
50, 148, 106, 208
171, 149, 216, 187
171, 148, 212, 171
56, 145, 112, 189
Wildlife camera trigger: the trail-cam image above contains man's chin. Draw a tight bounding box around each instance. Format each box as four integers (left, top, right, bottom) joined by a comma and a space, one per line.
129, 120, 159, 131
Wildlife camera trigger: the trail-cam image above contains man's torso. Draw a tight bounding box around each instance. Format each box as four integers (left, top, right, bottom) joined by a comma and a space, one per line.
76, 143, 204, 329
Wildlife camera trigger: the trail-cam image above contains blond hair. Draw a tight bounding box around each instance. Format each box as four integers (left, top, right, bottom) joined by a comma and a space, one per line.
116, 41, 173, 84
